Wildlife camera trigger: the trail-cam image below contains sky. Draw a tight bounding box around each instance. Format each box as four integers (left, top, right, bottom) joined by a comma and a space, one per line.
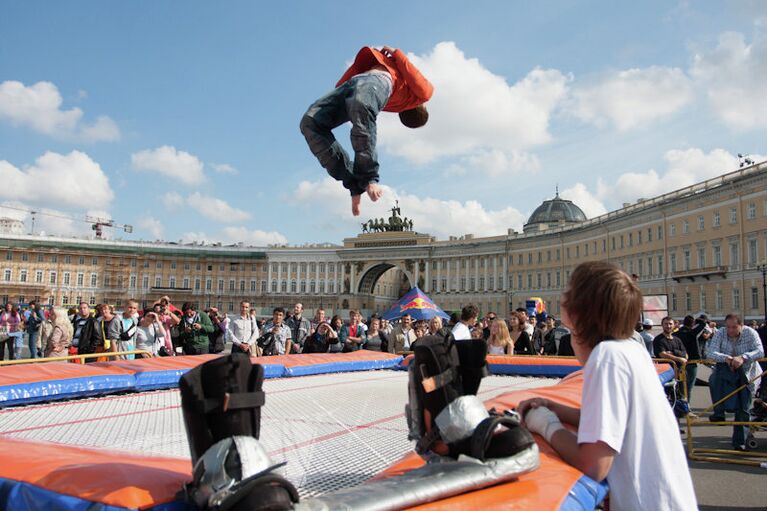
0, 0, 766, 245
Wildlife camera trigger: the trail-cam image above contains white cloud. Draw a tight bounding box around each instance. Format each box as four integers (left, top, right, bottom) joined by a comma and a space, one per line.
377, 42, 571, 171
292, 177, 526, 239
559, 183, 607, 219
0, 151, 114, 210
0, 80, 120, 142
690, 31, 767, 129
160, 191, 251, 223
563, 148, 753, 215
180, 227, 288, 247
138, 216, 164, 239
447, 149, 541, 177
186, 192, 251, 223
569, 66, 694, 131
211, 163, 238, 174
163, 191, 185, 209
131, 146, 205, 185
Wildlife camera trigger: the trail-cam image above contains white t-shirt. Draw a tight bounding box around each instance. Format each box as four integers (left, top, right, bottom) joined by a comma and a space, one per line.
578, 340, 697, 511
451, 322, 471, 341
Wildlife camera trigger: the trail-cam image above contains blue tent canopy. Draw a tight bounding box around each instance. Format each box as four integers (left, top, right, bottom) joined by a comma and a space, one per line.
381, 287, 450, 321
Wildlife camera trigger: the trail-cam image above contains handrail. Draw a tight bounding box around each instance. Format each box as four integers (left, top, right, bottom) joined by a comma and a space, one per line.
0, 350, 153, 366
681, 357, 767, 467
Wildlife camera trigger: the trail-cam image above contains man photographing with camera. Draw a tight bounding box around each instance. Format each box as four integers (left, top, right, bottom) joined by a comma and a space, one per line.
179, 302, 214, 355
228, 301, 259, 355
259, 307, 292, 356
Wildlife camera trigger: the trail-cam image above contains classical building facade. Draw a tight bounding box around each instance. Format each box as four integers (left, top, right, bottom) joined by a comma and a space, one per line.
2, 162, 767, 320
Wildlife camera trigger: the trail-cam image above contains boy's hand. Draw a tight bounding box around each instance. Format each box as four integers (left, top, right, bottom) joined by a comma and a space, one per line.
517, 397, 550, 419
524, 406, 564, 443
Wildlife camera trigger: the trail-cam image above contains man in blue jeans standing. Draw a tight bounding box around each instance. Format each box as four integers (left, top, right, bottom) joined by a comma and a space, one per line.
300, 46, 434, 216
25, 301, 44, 358
707, 313, 764, 449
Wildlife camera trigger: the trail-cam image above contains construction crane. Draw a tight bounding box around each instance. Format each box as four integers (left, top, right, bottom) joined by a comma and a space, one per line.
0, 204, 133, 239
86, 215, 133, 239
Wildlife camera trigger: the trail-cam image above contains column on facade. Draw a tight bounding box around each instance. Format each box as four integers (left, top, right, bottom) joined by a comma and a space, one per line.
296, 261, 301, 294
425, 258, 430, 292
446, 258, 450, 292
267, 262, 273, 295
414, 260, 420, 290
315, 261, 320, 294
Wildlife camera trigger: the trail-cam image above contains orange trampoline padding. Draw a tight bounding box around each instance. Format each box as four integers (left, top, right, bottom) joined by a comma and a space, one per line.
0, 362, 135, 385
0, 437, 190, 509
377, 364, 671, 510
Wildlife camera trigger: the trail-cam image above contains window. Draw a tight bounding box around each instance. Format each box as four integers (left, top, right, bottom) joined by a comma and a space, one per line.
611, 237, 616, 251
698, 215, 705, 231
527, 273, 532, 289
36, 270, 43, 283
441, 278, 447, 291
195, 279, 201, 291
730, 207, 738, 224
713, 211, 720, 227
130, 275, 137, 288
171, 261, 176, 270
250, 280, 256, 292
620, 236, 624, 249
671, 293, 677, 311
682, 220, 689, 234
5, 251, 11, 261
752, 287, 759, 309
713, 245, 722, 266
576, 245, 580, 257
685, 292, 692, 311
698, 248, 706, 268
670, 253, 677, 272
648, 228, 653, 242
64, 255, 71, 264
143, 276, 149, 288
281, 281, 287, 293
556, 271, 561, 287
19, 269, 27, 282
748, 202, 756, 219
51, 254, 57, 263
309, 281, 315, 293
156, 261, 163, 269
637, 231, 642, 244
290, 281, 297, 293
184, 278, 190, 289
460, 278, 466, 291
669, 223, 676, 237
184, 263, 190, 270
155, 276, 162, 287
749, 239, 758, 265
684, 250, 691, 271
218, 279, 224, 292
647, 257, 653, 276
76, 273, 83, 286
104, 275, 110, 287
300, 281, 306, 292
638, 258, 643, 276
206, 279, 212, 291
48, 296, 54, 306
90, 273, 97, 287
716, 289, 723, 310
63, 272, 71, 285
658, 226, 663, 239
89, 296, 96, 306
37, 254, 44, 262
658, 256, 664, 275
117, 275, 123, 288
730, 242, 740, 268
21, 252, 28, 262
3, 269, 10, 281
733, 288, 741, 309
62, 296, 68, 306
229, 279, 235, 292
271, 280, 277, 292
546, 272, 551, 288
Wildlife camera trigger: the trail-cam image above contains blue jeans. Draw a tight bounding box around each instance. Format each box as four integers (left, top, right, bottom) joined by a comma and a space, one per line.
709, 363, 752, 447
27, 330, 39, 359
684, 364, 698, 403
300, 73, 392, 196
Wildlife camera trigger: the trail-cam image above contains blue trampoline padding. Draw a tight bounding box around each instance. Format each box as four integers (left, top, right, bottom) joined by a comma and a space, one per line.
0, 374, 136, 407
559, 475, 610, 511
488, 363, 580, 378
284, 356, 404, 377
658, 366, 675, 384
0, 477, 192, 511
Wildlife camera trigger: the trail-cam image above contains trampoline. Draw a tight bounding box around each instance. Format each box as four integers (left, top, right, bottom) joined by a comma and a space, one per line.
0, 370, 558, 498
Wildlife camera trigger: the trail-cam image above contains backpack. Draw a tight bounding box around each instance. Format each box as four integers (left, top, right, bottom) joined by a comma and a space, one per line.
257, 332, 278, 356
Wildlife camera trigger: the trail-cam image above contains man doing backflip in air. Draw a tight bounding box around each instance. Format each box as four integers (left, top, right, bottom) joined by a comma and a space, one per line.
300, 46, 434, 216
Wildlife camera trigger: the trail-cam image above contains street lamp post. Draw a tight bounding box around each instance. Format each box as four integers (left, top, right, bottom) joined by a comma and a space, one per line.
759, 262, 767, 324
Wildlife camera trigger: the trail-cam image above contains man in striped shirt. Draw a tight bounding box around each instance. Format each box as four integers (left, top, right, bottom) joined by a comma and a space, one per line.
707, 313, 764, 449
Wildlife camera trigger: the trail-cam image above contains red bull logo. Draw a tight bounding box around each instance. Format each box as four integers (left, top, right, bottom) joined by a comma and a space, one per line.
399, 296, 437, 312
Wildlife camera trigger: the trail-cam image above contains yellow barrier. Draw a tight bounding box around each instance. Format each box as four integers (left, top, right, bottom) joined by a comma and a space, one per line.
0, 350, 153, 366
682, 357, 767, 467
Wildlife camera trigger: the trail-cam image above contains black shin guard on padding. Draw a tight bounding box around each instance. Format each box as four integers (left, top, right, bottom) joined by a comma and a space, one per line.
179, 354, 298, 511
179, 353, 265, 464
408, 335, 535, 462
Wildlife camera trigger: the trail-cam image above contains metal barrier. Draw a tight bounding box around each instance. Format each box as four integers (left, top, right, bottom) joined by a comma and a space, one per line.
681, 357, 767, 467
0, 350, 153, 366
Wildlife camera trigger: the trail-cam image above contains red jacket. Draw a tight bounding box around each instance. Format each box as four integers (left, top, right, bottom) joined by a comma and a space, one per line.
336, 47, 434, 113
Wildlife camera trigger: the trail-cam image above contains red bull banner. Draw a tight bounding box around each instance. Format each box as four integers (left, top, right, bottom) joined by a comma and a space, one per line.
382, 287, 450, 321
